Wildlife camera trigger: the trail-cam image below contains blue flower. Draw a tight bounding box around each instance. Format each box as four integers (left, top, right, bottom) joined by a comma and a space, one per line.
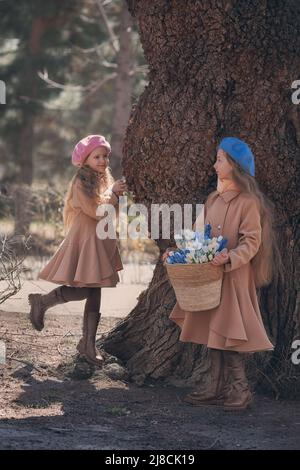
216, 237, 228, 252
195, 231, 204, 243
204, 223, 212, 240
174, 252, 185, 263
166, 248, 191, 264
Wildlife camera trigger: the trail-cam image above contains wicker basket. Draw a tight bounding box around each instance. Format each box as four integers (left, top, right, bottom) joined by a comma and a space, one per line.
165, 262, 224, 311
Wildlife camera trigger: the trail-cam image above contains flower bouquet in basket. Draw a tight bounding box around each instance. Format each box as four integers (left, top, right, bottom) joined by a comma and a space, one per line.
164, 224, 228, 311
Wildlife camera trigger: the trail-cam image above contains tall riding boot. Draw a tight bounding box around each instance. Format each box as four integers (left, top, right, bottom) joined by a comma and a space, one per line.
77, 311, 104, 366
222, 351, 253, 411
76, 288, 103, 366
28, 286, 66, 331
183, 349, 227, 406
76, 308, 88, 357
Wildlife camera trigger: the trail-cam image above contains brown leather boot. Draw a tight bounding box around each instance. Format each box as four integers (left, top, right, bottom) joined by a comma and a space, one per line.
28, 286, 66, 331
183, 349, 227, 406
222, 351, 253, 411
77, 311, 104, 367
76, 308, 88, 359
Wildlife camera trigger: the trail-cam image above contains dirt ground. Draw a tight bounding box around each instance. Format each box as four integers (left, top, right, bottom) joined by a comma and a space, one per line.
0, 309, 300, 450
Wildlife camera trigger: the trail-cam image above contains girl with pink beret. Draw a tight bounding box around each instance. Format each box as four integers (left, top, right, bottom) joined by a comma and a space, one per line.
28, 135, 127, 366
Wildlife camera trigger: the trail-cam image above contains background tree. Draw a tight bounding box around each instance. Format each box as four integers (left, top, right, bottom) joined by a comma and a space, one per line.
0, 0, 80, 235
103, 0, 300, 396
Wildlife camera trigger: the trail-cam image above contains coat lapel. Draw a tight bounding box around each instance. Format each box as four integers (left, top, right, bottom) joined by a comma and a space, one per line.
206, 190, 241, 236
219, 190, 241, 203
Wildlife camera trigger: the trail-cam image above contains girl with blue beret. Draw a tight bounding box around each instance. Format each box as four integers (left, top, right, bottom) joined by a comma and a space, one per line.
165, 137, 281, 410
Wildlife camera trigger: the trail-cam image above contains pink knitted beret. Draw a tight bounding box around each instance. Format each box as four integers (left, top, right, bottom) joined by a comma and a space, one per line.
71, 135, 111, 167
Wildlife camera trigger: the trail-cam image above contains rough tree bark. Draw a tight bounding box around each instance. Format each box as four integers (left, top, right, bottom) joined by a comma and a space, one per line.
102, 0, 300, 393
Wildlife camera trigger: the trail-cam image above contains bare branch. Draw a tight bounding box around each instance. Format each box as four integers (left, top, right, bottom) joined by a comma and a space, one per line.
84, 72, 117, 101
0, 233, 30, 305
38, 69, 117, 94
38, 69, 86, 91
95, 0, 119, 54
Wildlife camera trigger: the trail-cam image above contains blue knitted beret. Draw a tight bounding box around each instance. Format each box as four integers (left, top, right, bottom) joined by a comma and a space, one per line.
218, 137, 255, 177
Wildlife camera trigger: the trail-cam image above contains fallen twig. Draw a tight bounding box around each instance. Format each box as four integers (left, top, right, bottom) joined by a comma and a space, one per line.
9, 357, 46, 374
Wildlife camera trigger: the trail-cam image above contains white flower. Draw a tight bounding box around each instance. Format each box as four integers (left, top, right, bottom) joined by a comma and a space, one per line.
186, 240, 202, 250
217, 235, 223, 242
193, 241, 203, 250
186, 242, 196, 250
208, 254, 213, 261
183, 229, 195, 241
175, 241, 184, 249
186, 254, 195, 263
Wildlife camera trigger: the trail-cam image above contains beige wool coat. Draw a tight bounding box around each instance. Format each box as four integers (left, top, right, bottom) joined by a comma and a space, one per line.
169, 190, 274, 352
39, 178, 123, 287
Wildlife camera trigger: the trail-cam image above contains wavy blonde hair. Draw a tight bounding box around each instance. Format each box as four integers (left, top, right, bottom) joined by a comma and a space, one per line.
63, 164, 115, 233
225, 153, 283, 287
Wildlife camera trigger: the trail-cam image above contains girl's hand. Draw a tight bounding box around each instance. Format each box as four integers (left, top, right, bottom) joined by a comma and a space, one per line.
212, 249, 230, 266
112, 179, 128, 196
162, 247, 174, 262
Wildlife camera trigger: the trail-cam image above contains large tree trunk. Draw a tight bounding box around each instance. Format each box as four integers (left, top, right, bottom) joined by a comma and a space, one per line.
102, 0, 300, 393
110, 4, 134, 178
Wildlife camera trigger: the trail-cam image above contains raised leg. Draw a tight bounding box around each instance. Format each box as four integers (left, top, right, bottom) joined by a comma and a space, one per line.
28, 285, 92, 331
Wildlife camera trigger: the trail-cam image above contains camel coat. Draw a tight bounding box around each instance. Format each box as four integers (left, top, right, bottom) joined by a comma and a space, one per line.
38, 178, 123, 287
169, 190, 274, 352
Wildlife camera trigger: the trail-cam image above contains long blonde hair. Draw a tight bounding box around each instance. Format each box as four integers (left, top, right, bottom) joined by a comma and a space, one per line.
225, 153, 283, 287
63, 164, 115, 233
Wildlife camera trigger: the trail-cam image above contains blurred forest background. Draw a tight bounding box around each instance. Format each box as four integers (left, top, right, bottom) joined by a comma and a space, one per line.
0, 0, 157, 293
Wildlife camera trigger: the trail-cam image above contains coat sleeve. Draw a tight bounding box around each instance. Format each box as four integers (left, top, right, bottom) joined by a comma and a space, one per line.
101, 184, 119, 207
72, 181, 119, 221
224, 196, 262, 272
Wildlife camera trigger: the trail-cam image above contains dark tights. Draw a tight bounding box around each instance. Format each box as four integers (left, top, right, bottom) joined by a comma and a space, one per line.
59, 286, 101, 314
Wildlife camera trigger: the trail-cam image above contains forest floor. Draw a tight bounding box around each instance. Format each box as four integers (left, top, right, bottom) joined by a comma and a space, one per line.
1, 308, 300, 451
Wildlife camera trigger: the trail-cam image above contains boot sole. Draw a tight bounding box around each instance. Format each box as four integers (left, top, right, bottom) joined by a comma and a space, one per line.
183, 395, 225, 406
76, 344, 104, 367
77, 352, 104, 367
223, 396, 253, 411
